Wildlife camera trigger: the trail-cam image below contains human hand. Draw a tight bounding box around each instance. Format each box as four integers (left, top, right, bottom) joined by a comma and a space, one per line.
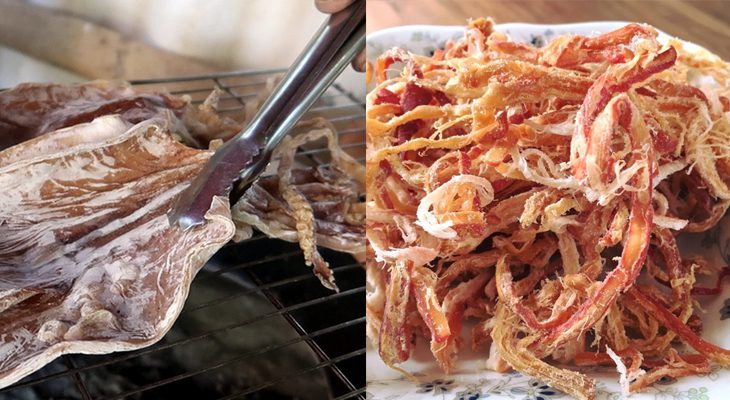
314, 0, 365, 72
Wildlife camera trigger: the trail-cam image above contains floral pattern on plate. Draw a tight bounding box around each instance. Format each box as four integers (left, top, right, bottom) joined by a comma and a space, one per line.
366, 369, 720, 400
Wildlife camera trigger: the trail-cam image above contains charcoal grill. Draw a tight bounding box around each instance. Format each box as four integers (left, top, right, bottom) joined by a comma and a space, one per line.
0, 70, 365, 400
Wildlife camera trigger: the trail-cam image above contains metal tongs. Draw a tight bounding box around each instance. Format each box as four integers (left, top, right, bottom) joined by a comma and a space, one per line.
168, 1, 365, 229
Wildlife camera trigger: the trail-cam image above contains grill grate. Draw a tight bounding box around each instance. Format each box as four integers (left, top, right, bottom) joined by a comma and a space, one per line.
0, 70, 365, 400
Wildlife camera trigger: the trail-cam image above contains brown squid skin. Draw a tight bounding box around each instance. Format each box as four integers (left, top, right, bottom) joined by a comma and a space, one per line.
0, 81, 244, 151
0, 81, 187, 150
0, 118, 235, 389
0, 80, 364, 390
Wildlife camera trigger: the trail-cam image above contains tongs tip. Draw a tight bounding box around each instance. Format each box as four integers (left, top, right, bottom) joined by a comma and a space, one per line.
168, 211, 201, 231
167, 194, 206, 230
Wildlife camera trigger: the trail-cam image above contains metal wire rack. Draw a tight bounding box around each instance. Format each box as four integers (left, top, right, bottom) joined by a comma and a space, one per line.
0, 70, 365, 400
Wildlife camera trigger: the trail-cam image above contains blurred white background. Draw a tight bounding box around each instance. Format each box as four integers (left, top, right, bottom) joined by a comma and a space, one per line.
0, 0, 362, 97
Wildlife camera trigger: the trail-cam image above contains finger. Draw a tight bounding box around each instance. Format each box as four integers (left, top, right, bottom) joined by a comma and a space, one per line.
352, 49, 366, 72
315, 0, 355, 14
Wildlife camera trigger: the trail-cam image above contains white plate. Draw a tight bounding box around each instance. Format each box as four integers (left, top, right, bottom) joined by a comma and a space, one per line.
365, 22, 730, 400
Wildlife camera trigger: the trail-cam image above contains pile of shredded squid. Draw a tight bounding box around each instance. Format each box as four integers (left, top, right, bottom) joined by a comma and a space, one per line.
365, 18, 730, 399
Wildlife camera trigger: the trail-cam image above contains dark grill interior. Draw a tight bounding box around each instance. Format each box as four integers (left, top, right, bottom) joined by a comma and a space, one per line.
0, 70, 365, 400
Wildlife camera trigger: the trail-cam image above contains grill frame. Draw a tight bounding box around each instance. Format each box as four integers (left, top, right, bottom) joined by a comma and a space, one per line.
0, 70, 365, 400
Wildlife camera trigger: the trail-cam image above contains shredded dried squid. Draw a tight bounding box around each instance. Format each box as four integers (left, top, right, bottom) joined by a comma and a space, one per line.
366, 17, 730, 399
